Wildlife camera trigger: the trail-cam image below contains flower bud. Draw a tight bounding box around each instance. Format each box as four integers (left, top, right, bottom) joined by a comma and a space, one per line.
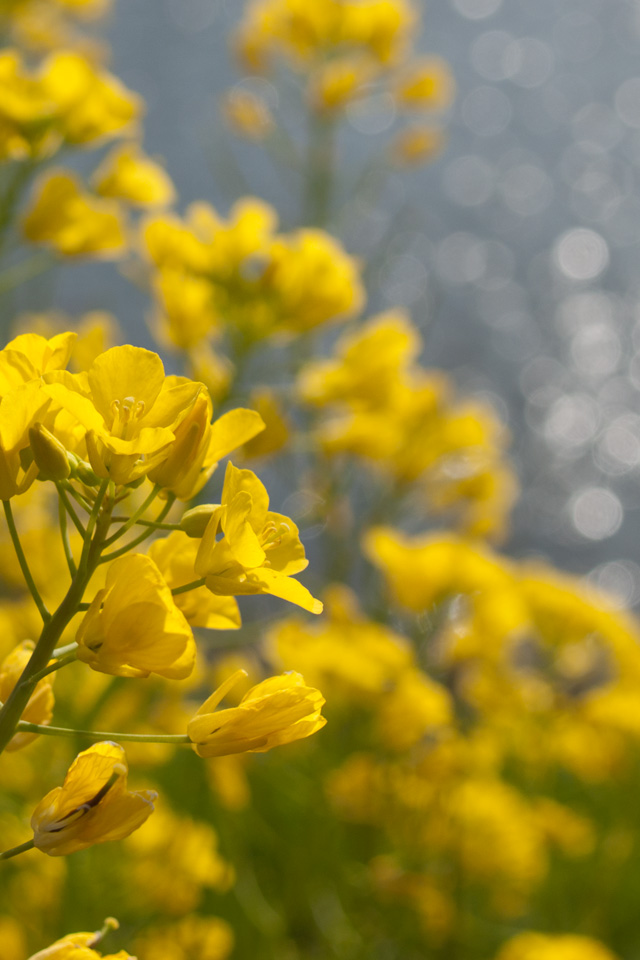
29, 423, 71, 481
180, 504, 219, 538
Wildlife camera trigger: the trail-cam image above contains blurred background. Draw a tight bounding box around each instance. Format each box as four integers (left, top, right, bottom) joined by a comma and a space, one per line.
59, 0, 635, 601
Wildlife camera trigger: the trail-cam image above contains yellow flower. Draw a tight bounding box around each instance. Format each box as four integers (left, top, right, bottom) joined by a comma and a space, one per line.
31, 740, 156, 856
76, 553, 196, 679
194, 461, 323, 614
147, 532, 241, 630
494, 932, 619, 960
222, 87, 274, 140
45, 344, 202, 484
93, 142, 175, 207
23, 171, 127, 258
147, 389, 265, 500
0, 380, 52, 499
187, 668, 326, 757
0, 330, 77, 392
0, 640, 55, 751
395, 57, 455, 111
28, 930, 133, 960
391, 125, 445, 166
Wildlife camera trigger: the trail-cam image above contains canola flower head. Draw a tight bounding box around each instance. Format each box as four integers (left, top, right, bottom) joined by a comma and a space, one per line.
188, 668, 326, 757
76, 552, 196, 679
93, 142, 175, 207
31, 740, 156, 856
495, 932, 620, 960
23, 171, 127, 258
45, 344, 203, 483
194, 461, 323, 614
28, 929, 133, 960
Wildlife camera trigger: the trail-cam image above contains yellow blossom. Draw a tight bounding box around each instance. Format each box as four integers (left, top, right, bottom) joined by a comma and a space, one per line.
93, 142, 175, 207
45, 344, 202, 484
494, 932, 620, 960
76, 553, 196, 678
222, 87, 274, 139
194, 461, 323, 613
188, 668, 326, 757
0, 380, 52, 498
28, 929, 133, 960
395, 57, 455, 110
23, 171, 127, 258
147, 389, 265, 500
31, 741, 156, 856
0, 640, 55, 750
147, 532, 241, 630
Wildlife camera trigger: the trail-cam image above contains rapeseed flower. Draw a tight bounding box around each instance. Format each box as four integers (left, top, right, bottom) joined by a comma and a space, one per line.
45, 344, 202, 483
93, 142, 175, 207
187, 669, 326, 757
31, 741, 156, 855
495, 933, 619, 960
76, 553, 196, 678
23, 171, 127, 258
194, 461, 322, 613
28, 930, 133, 960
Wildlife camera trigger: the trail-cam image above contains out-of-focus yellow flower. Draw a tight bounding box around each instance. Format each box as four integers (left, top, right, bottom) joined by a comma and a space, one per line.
28, 929, 133, 960
0, 640, 55, 751
494, 932, 619, 960
194, 461, 322, 613
147, 389, 264, 500
125, 806, 234, 914
69, 311, 120, 373
309, 56, 375, 111
222, 87, 274, 139
133, 915, 234, 960
391, 125, 445, 166
45, 344, 202, 484
23, 172, 127, 258
270, 584, 412, 698
236, 0, 414, 70
187, 668, 326, 757
395, 57, 455, 110
31, 741, 156, 856
266, 229, 364, 333
299, 309, 419, 408
377, 668, 453, 751
76, 553, 196, 679
147, 532, 241, 630
93, 142, 175, 207
533, 798, 595, 858
242, 388, 289, 459
143, 199, 363, 344
0, 50, 139, 158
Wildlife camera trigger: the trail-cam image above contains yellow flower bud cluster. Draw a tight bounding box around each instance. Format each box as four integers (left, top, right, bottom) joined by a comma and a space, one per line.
299, 311, 518, 540
230, 0, 453, 164
143, 197, 364, 351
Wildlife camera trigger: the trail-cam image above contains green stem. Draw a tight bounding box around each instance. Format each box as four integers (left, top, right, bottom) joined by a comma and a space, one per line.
17, 721, 192, 745
52, 642, 78, 658
172, 578, 206, 596
304, 110, 336, 227
0, 481, 112, 756
0, 252, 53, 297
3, 500, 50, 622
100, 495, 175, 563
56, 482, 86, 536
0, 839, 35, 861
58, 493, 77, 576
28, 650, 78, 685
102, 483, 161, 547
